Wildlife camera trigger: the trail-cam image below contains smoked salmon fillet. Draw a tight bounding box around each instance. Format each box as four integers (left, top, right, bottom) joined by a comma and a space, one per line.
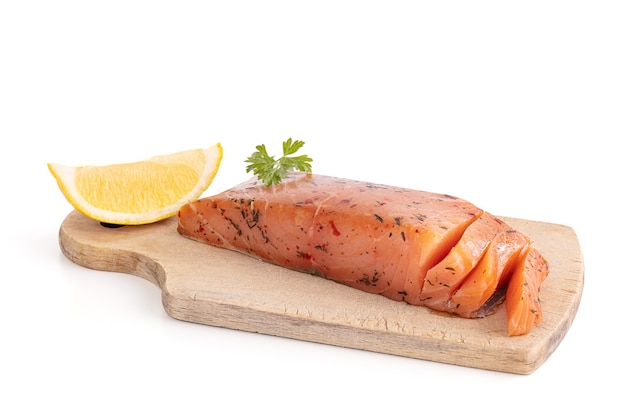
177, 172, 548, 336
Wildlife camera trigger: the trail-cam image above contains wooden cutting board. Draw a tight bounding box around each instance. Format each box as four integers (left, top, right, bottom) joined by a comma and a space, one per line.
58, 210, 583, 374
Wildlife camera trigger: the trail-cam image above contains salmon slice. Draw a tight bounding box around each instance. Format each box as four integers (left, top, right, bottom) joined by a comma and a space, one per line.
177, 172, 549, 336
505, 246, 550, 336
451, 230, 530, 317
416, 213, 507, 310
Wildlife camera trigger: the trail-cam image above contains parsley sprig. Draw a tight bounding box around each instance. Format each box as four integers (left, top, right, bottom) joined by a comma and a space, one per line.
245, 138, 313, 187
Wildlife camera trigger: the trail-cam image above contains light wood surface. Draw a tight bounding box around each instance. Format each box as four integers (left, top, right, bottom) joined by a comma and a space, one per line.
58, 210, 583, 374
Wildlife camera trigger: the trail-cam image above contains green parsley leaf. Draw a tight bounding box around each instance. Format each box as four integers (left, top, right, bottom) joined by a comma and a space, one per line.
245, 138, 313, 187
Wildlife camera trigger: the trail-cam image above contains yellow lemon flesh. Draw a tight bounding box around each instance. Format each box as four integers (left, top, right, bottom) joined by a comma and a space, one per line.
48, 143, 222, 225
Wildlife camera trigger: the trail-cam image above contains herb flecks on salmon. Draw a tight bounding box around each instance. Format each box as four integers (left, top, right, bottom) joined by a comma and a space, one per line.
177, 172, 549, 336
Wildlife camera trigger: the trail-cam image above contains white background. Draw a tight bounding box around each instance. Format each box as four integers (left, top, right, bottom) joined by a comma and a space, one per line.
2, 1, 624, 415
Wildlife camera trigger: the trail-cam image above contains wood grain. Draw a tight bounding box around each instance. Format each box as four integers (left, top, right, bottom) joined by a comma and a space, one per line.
58, 210, 583, 374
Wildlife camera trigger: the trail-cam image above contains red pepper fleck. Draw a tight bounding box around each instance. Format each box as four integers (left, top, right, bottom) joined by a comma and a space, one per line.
329, 220, 341, 236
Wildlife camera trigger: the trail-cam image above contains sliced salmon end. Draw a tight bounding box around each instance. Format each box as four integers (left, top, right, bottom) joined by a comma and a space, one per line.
505, 247, 550, 336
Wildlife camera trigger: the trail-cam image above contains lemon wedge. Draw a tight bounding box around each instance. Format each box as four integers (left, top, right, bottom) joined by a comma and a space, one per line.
48, 143, 222, 225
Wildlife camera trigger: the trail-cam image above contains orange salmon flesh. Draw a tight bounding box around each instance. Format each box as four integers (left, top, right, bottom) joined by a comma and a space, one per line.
177, 173, 548, 336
